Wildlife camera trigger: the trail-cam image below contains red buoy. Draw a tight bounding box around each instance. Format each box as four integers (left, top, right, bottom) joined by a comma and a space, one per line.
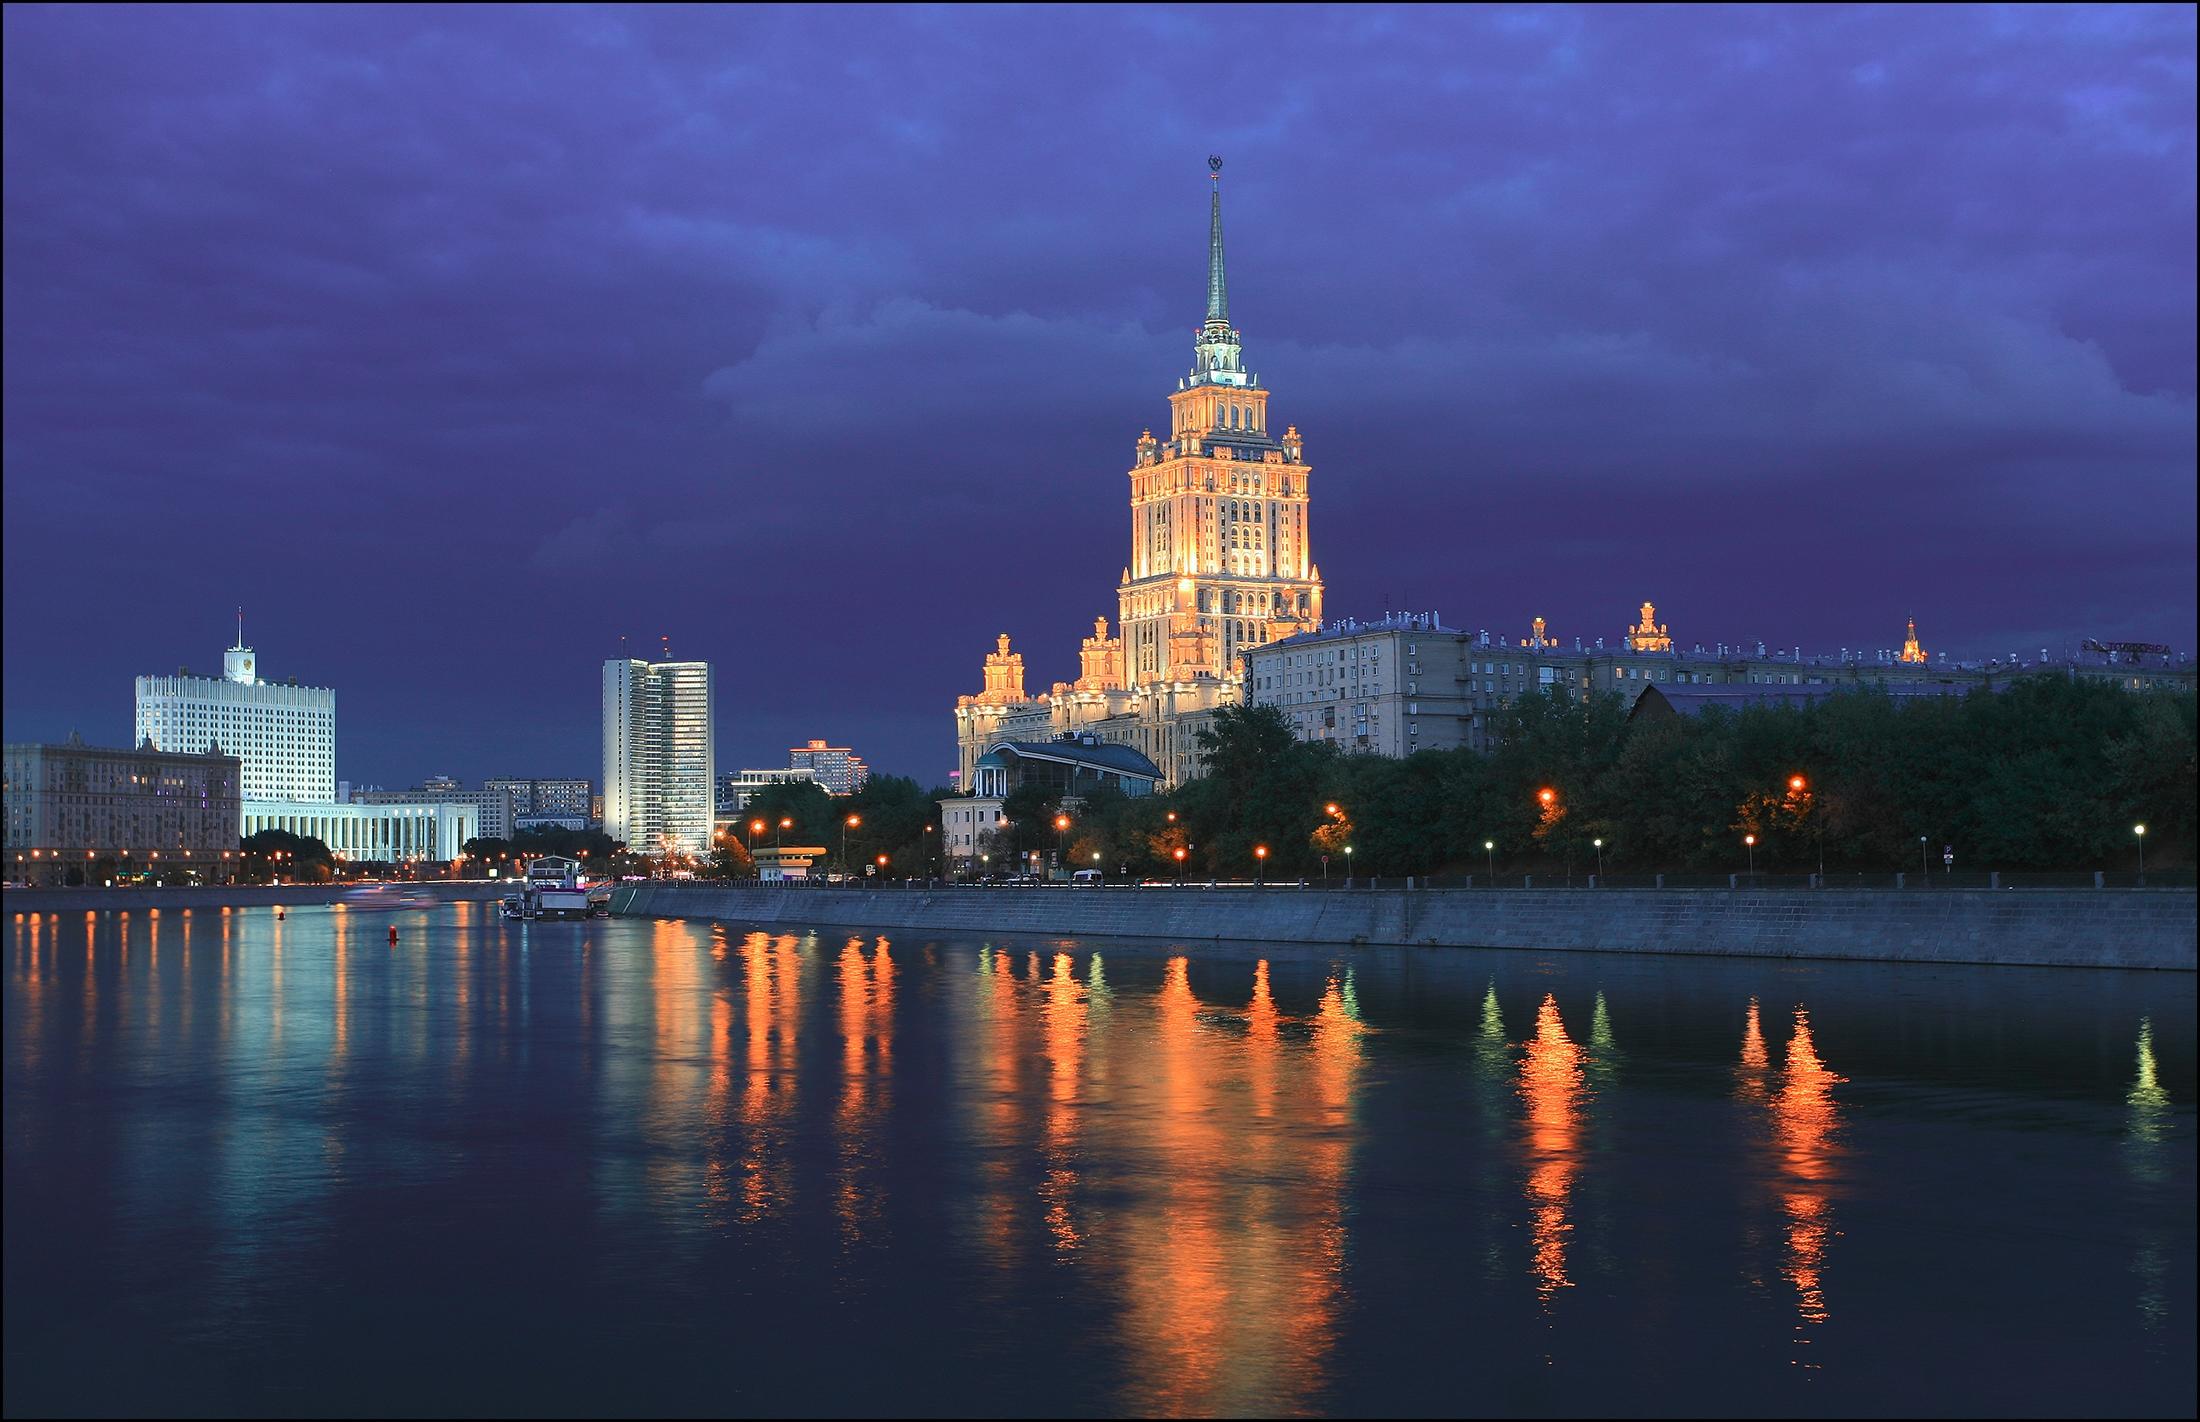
388, 925, 399, 944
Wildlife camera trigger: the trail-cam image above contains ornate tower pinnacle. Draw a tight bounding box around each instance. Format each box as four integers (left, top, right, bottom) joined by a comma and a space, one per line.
1206, 155, 1228, 325
1627, 600, 1672, 652
1899, 614, 1928, 664
1190, 155, 1247, 388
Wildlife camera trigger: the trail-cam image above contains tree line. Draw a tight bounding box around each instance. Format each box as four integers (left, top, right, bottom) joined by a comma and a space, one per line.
973, 677, 2195, 879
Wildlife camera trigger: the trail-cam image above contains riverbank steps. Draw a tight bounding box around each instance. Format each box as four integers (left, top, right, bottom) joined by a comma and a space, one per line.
611, 883, 2197, 971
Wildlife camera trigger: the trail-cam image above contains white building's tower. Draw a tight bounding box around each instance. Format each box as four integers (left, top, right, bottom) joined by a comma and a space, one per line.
224, 608, 257, 684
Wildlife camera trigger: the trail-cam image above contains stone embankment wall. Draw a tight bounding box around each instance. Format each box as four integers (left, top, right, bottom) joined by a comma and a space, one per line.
2, 881, 507, 913
612, 883, 2198, 972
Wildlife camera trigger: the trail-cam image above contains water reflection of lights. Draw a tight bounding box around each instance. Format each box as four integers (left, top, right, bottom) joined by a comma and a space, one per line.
1039, 949, 1084, 1256
1771, 1007, 1844, 1339
1737, 997, 1769, 1101
1519, 994, 1585, 1304
737, 930, 804, 1222
2126, 1017, 2171, 1330
1105, 956, 1362, 1415
972, 946, 1028, 1272
2127, 1016, 2171, 1160
836, 936, 895, 1247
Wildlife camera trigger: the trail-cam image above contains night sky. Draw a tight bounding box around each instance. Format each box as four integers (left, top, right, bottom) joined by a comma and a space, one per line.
4, 6, 2194, 787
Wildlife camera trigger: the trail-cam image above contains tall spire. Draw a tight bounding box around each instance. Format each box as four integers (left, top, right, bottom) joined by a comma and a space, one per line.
1205, 154, 1228, 325
1188, 155, 1248, 388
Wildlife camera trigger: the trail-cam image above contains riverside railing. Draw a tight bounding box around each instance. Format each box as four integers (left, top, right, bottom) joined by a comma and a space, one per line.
699, 867, 2192, 892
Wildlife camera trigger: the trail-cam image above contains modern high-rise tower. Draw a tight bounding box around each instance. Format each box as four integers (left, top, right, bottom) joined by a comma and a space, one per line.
602, 657, 714, 856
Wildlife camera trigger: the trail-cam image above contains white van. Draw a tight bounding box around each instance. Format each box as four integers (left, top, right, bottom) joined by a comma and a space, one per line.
1071, 868, 1103, 885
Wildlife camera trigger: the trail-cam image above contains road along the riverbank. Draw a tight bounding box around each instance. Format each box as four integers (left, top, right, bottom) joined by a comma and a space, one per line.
3, 881, 508, 913
612, 882, 2197, 971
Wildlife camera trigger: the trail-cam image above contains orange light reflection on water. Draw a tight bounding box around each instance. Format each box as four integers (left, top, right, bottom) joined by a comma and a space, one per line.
1519, 993, 1585, 1305
1106, 956, 1362, 1416
737, 930, 803, 1222
835, 935, 895, 1246
1040, 949, 1084, 1257
1772, 1007, 1844, 1337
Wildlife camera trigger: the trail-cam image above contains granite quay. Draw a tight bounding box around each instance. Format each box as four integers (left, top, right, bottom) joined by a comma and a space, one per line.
2, 880, 508, 913
612, 881, 2198, 972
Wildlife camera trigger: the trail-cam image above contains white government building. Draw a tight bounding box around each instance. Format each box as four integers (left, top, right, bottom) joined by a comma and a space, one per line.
135, 623, 335, 802
603, 657, 715, 856
136, 621, 475, 861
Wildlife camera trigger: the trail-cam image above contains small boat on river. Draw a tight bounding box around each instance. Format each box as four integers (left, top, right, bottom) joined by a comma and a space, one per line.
506, 857, 611, 920
340, 884, 437, 912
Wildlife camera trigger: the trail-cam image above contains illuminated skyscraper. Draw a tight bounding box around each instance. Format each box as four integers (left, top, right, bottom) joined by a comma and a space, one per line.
953, 157, 1321, 787
602, 658, 714, 855
1118, 154, 1322, 685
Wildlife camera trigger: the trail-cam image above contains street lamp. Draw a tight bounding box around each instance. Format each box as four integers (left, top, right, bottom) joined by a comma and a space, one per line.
1744, 833, 1757, 877
2134, 823, 2147, 885
1254, 843, 1268, 884
1919, 835, 1929, 876
1342, 844, 1353, 884
748, 818, 765, 856
1174, 845, 1188, 884
1484, 839, 1496, 880
1053, 813, 1071, 879
1790, 773, 1824, 880
842, 813, 861, 874
1592, 837, 1604, 881
778, 816, 793, 850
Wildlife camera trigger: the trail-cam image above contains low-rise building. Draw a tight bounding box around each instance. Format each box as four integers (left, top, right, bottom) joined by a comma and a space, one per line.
965, 736, 1164, 799
938, 796, 1007, 871
514, 810, 590, 833
939, 736, 1163, 879
1250, 609, 2197, 757
4, 734, 243, 884
753, 844, 827, 883
242, 799, 478, 864
715, 767, 821, 811
354, 777, 514, 839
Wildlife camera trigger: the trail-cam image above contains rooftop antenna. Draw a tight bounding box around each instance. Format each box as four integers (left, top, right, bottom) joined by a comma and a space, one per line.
660, 634, 671, 661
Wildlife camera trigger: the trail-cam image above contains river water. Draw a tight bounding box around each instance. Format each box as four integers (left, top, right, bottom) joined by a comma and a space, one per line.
4, 902, 2192, 1417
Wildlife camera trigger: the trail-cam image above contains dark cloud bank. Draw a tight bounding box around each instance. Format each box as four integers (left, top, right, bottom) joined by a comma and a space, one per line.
4, 5, 2193, 783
